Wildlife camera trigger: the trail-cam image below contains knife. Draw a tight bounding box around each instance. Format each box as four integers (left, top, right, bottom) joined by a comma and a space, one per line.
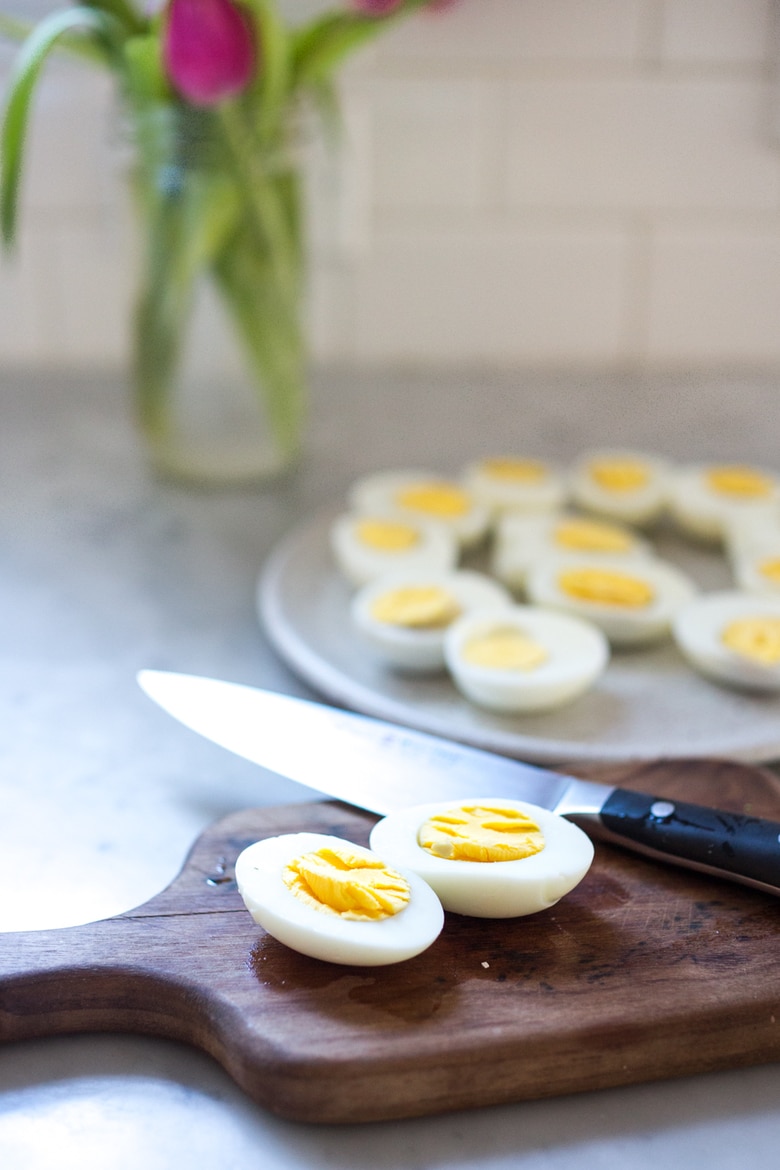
137, 669, 780, 898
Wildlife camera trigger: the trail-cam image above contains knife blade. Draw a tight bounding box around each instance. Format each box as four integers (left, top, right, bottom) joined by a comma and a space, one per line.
138, 669, 780, 897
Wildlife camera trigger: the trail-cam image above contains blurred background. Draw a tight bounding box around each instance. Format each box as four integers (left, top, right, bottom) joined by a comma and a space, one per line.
2, 0, 780, 375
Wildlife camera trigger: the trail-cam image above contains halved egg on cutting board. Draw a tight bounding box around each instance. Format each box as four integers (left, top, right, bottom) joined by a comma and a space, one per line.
672, 590, 780, 692
350, 569, 512, 672
525, 555, 698, 646
348, 469, 491, 550
235, 832, 444, 966
369, 798, 594, 918
443, 604, 609, 713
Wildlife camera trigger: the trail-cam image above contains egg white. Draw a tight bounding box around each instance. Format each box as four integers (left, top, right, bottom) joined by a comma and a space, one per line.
235, 832, 444, 966
443, 604, 609, 713
348, 469, 491, 550
462, 455, 567, 518
525, 555, 698, 646
732, 543, 780, 597
669, 463, 780, 544
568, 449, 671, 526
491, 511, 652, 594
369, 799, 594, 918
330, 512, 458, 588
672, 590, 780, 692
351, 569, 513, 672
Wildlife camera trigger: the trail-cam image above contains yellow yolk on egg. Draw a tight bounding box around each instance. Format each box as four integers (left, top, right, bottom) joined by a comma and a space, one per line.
558, 567, 655, 608
758, 558, 780, 586
395, 482, 470, 518
282, 846, 411, 921
462, 626, 548, 671
355, 518, 420, 552
370, 585, 462, 629
553, 518, 633, 554
418, 804, 545, 863
480, 458, 547, 483
706, 465, 773, 499
721, 616, 780, 666
588, 459, 650, 493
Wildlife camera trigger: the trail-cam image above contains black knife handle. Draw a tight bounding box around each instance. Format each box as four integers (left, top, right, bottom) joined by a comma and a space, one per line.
595, 788, 780, 896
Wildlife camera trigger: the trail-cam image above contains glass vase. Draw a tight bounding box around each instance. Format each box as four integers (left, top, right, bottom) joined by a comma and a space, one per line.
130, 102, 306, 486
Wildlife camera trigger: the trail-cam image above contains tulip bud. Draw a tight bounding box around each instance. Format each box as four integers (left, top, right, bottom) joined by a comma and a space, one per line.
163, 0, 256, 106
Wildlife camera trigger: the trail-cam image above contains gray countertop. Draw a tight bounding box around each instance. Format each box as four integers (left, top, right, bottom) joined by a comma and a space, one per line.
1, 367, 779, 1168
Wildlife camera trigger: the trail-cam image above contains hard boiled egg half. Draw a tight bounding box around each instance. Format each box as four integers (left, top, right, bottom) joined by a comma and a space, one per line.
673, 590, 780, 692
348, 470, 490, 550
492, 511, 651, 594
569, 449, 671, 526
669, 462, 780, 544
235, 832, 444, 966
330, 512, 458, 588
732, 542, 780, 597
369, 799, 594, 918
351, 569, 512, 672
462, 455, 566, 517
525, 555, 698, 646
444, 605, 609, 713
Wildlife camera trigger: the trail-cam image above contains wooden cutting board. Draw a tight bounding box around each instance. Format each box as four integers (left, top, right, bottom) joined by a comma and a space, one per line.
1, 757, 778, 1124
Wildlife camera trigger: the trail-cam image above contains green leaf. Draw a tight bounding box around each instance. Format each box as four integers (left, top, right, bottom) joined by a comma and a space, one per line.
291, 2, 430, 88
82, 0, 147, 38
122, 33, 168, 105
0, 6, 125, 247
249, 0, 292, 145
291, 14, 381, 87
0, 11, 108, 63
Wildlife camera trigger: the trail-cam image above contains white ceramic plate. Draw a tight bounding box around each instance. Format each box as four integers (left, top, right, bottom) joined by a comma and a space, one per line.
257, 509, 780, 765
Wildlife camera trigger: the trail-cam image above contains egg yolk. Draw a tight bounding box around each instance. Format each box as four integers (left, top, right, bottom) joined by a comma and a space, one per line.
418, 804, 545, 863
480, 457, 547, 483
370, 585, 462, 628
720, 616, 780, 666
355, 518, 420, 552
558, 567, 654, 608
758, 558, 780, 586
553, 518, 633, 553
282, 846, 411, 921
588, 459, 650, 493
462, 626, 548, 671
706, 465, 773, 499
395, 482, 470, 518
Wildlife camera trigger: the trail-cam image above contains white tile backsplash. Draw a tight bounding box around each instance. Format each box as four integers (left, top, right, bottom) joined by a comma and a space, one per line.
348, 221, 630, 364
2, 0, 780, 371
659, 0, 773, 63
647, 217, 780, 361
502, 79, 780, 210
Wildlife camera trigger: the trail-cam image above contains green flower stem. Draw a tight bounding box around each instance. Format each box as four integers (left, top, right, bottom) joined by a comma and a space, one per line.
132, 101, 306, 466
216, 100, 302, 311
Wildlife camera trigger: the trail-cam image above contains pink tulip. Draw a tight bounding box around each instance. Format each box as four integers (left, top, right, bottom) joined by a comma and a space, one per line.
163, 0, 256, 106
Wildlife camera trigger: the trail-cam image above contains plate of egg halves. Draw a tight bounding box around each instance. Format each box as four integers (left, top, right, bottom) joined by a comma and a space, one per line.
257, 451, 780, 765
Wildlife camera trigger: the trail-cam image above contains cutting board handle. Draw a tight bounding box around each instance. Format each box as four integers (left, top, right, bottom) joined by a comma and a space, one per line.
0, 805, 258, 1051
0, 914, 232, 1048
